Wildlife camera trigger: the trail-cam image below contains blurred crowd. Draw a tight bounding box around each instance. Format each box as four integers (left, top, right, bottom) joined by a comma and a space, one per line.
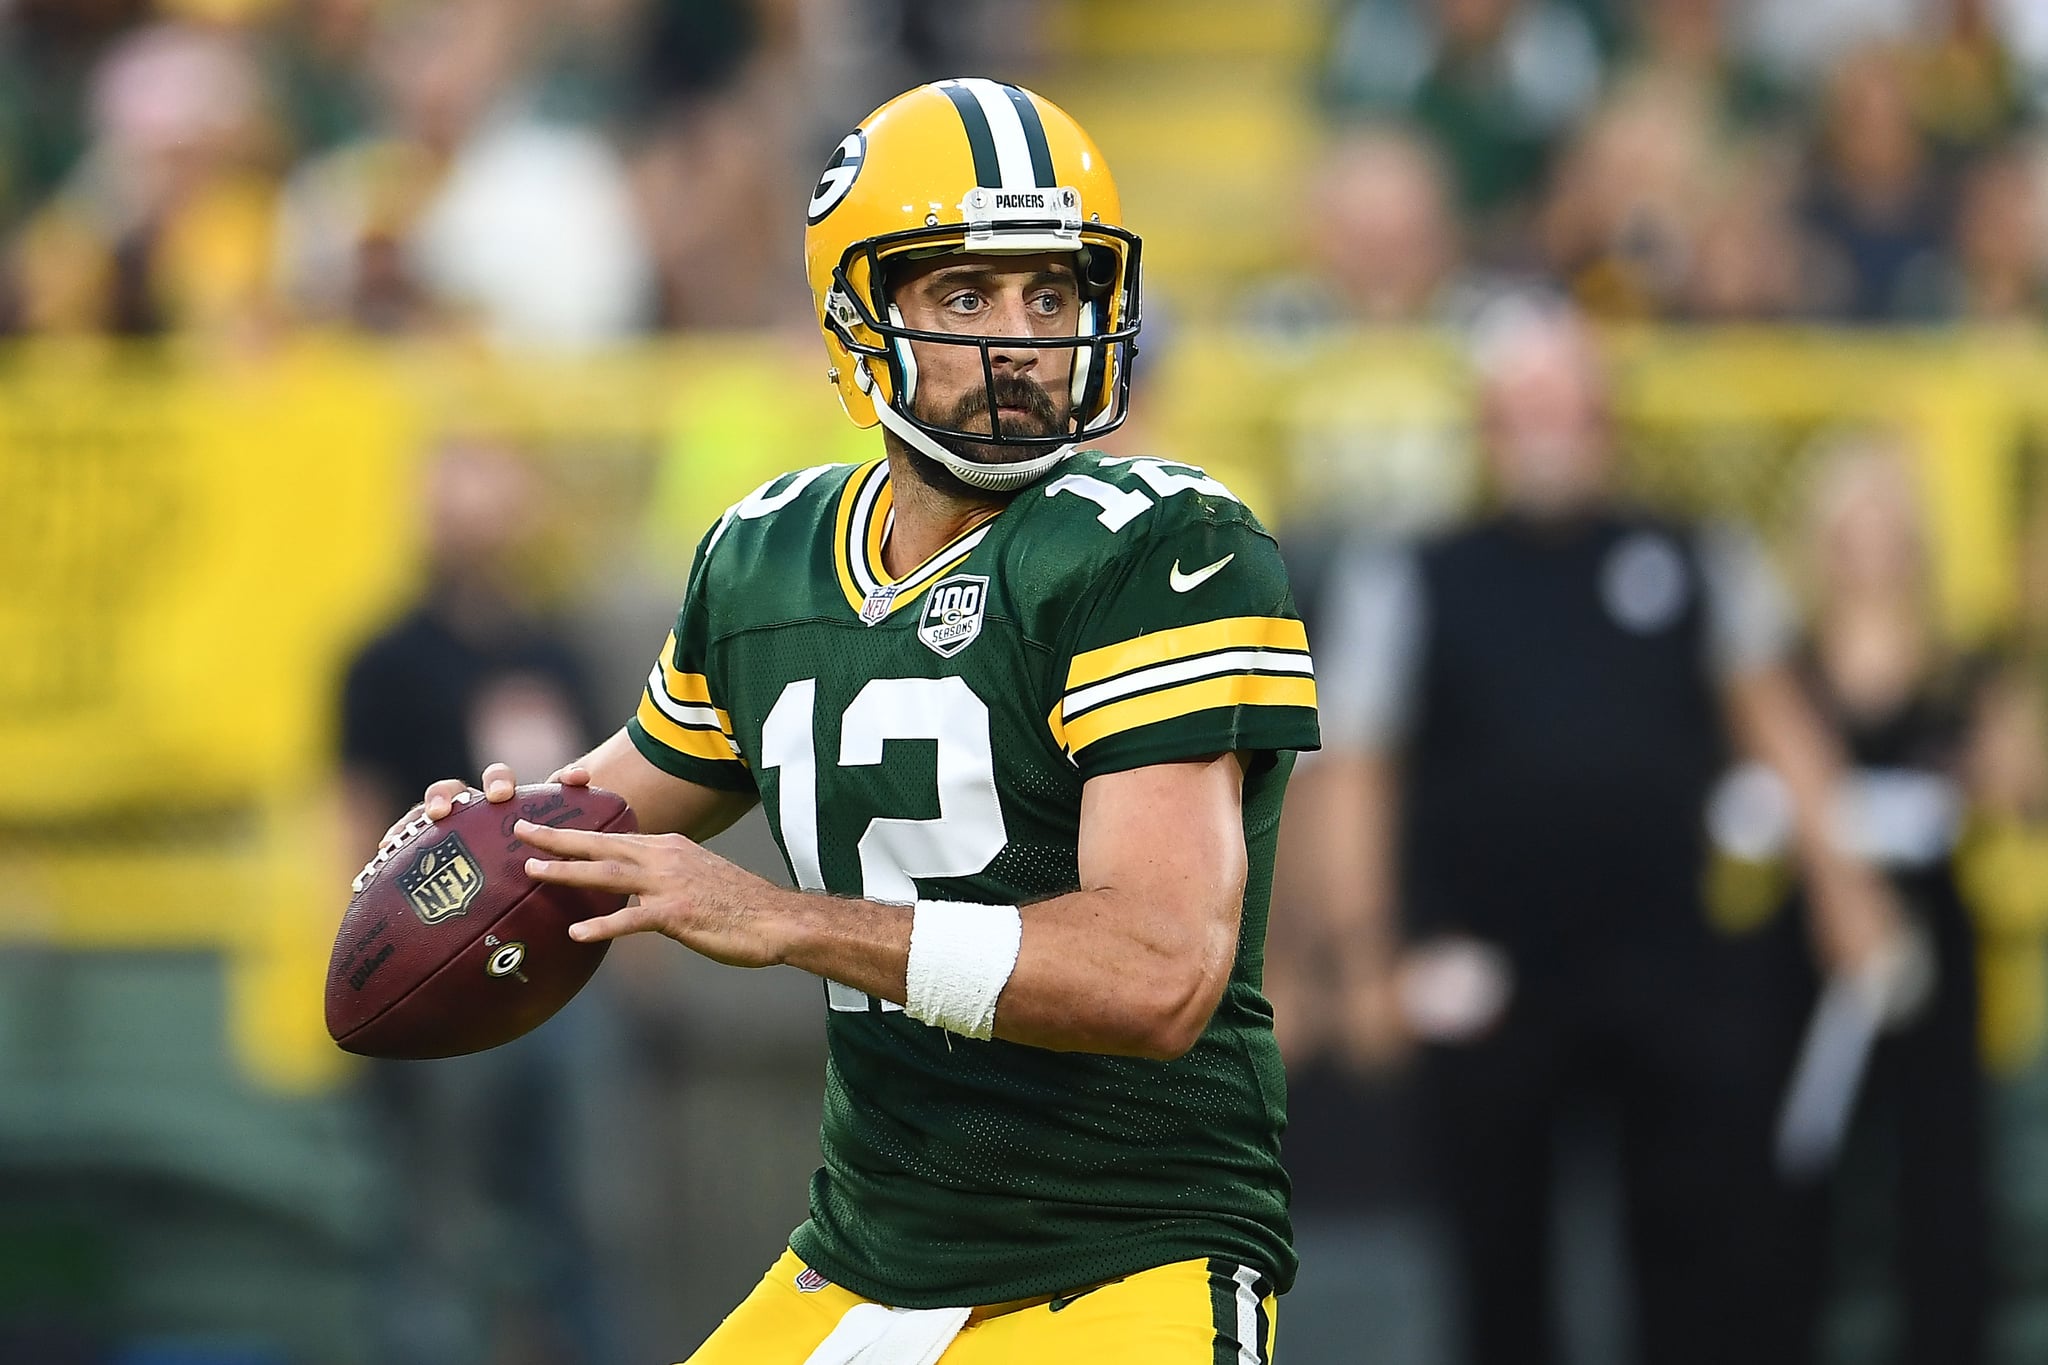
9, 0, 2048, 346
1272, 0, 2048, 330
0, 0, 1035, 344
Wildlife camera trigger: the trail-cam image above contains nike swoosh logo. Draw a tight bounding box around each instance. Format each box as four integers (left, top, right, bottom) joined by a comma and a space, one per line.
1169, 554, 1234, 592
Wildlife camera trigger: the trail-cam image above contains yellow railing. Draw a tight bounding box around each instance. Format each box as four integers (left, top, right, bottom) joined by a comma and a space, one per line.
3, 330, 2043, 1085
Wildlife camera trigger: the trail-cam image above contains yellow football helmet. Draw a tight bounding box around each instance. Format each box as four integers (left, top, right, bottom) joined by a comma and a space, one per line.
802, 78, 1143, 492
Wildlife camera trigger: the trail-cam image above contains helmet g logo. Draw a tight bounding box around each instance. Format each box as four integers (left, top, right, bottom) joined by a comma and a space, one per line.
807, 131, 867, 225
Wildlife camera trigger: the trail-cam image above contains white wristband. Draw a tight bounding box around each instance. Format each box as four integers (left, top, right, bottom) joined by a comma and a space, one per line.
905, 900, 1023, 1041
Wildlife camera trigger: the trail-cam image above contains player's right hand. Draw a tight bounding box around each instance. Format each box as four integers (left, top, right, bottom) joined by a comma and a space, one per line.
398, 763, 594, 839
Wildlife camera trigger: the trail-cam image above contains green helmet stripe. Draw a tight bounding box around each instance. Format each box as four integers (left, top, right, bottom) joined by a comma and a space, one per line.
1000, 84, 1058, 188
936, 81, 1003, 188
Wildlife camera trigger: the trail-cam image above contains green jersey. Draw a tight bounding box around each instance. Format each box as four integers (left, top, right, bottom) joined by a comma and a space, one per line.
627, 450, 1319, 1307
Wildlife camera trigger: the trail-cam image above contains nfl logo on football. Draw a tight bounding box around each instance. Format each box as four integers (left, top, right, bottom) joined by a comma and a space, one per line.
918, 574, 989, 658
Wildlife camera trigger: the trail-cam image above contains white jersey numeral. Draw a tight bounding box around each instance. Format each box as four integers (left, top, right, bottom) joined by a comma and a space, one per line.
1045, 458, 1239, 532
760, 676, 1010, 1013
1044, 473, 1153, 530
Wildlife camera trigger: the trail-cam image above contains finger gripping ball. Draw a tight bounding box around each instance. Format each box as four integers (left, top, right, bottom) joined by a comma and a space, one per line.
326, 783, 636, 1059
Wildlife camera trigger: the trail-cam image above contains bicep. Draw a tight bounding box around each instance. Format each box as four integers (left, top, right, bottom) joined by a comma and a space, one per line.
580, 726, 758, 841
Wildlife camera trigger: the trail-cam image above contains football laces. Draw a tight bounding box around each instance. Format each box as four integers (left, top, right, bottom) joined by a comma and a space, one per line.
351, 790, 478, 893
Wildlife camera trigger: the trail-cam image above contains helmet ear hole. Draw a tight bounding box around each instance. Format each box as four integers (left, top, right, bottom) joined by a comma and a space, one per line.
1080, 245, 1119, 294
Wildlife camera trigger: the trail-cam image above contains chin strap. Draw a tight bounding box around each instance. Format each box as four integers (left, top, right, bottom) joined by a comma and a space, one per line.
858, 358, 1077, 492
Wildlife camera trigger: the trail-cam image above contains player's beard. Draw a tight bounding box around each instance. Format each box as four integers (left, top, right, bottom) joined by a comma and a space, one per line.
900, 371, 1070, 500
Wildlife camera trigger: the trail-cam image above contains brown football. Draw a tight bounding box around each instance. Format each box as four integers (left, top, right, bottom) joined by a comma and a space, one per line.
326, 783, 637, 1059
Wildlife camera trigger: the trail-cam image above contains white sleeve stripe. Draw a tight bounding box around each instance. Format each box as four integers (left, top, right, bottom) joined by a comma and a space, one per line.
644, 666, 725, 731
1063, 648, 1314, 718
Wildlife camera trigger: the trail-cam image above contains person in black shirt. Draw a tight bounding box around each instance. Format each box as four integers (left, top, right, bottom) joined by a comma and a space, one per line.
1301, 300, 1906, 1365
339, 441, 613, 1365
1744, 439, 2034, 1365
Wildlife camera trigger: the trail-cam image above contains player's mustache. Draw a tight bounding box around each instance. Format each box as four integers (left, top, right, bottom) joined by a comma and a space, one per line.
947, 375, 1061, 433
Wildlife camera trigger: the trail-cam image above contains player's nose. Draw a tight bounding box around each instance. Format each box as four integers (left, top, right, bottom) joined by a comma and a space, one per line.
983, 294, 1043, 372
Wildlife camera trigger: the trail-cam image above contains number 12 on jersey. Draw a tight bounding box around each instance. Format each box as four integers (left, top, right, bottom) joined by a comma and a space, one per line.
760, 676, 1009, 1012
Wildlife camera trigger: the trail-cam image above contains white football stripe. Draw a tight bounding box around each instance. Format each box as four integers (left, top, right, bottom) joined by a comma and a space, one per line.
1063, 648, 1314, 718
958, 77, 1037, 190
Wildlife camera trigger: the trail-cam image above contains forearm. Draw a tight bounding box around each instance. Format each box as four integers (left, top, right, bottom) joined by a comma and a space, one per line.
775, 884, 1233, 1060
575, 727, 758, 841
1726, 667, 1896, 968
1726, 670, 1853, 877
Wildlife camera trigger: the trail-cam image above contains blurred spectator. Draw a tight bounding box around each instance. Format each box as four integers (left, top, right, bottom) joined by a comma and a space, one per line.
632, 72, 809, 329
1246, 126, 1495, 335
1679, 137, 1819, 320
8, 18, 282, 336
1800, 44, 1953, 321
800, 0, 1048, 147
339, 440, 621, 1365
1539, 71, 1721, 317
1754, 437, 2022, 1365
1299, 299, 1904, 1365
263, 0, 380, 158
1734, 0, 2020, 143
275, 0, 653, 345
1941, 140, 2048, 321
1617, 0, 1780, 125
1908, 0, 2020, 152
0, 0, 151, 236
1322, 0, 1605, 233
1239, 127, 1487, 563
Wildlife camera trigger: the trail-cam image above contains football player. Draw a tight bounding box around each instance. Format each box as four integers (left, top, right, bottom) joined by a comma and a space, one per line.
412, 79, 1318, 1363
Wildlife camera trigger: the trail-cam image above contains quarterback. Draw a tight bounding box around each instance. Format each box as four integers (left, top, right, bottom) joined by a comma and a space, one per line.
414, 79, 1318, 1362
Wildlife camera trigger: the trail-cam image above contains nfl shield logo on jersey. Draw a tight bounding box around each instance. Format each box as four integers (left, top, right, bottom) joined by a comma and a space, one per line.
793, 1266, 831, 1293
918, 574, 989, 658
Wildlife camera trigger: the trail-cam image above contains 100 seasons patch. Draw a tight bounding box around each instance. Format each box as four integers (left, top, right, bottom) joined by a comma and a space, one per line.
919, 573, 989, 658
398, 833, 484, 924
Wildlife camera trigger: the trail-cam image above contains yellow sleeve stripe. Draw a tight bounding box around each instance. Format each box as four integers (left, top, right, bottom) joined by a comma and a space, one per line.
1066, 616, 1309, 691
657, 658, 715, 709
636, 693, 744, 765
649, 636, 734, 732
1062, 673, 1318, 756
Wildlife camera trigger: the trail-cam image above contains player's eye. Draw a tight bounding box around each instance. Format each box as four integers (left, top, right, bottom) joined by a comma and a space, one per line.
1029, 290, 1067, 316
944, 291, 986, 315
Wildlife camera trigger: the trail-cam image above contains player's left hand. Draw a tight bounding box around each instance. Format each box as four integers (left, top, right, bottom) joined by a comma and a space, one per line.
514, 819, 792, 969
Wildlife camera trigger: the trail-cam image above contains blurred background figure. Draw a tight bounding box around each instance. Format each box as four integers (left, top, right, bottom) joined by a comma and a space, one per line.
1296, 299, 1902, 1365
338, 439, 620, 1365
1320, 0, 1604, 244
1798, 44, 1953, 322
1246, 126, 1489, 336
1719, 436, 2039, 1365
7, 16, 281, 336
275, 0, 652, 345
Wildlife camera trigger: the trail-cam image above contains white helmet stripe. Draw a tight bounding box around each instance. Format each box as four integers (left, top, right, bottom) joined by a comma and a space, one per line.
954, 78, 1039, 191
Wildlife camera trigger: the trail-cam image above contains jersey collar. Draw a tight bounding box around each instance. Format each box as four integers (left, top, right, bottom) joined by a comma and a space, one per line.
832, 459, 999, 620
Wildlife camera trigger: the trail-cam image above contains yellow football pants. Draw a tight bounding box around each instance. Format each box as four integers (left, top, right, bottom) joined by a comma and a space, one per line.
682, 1247, 1279, 1364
